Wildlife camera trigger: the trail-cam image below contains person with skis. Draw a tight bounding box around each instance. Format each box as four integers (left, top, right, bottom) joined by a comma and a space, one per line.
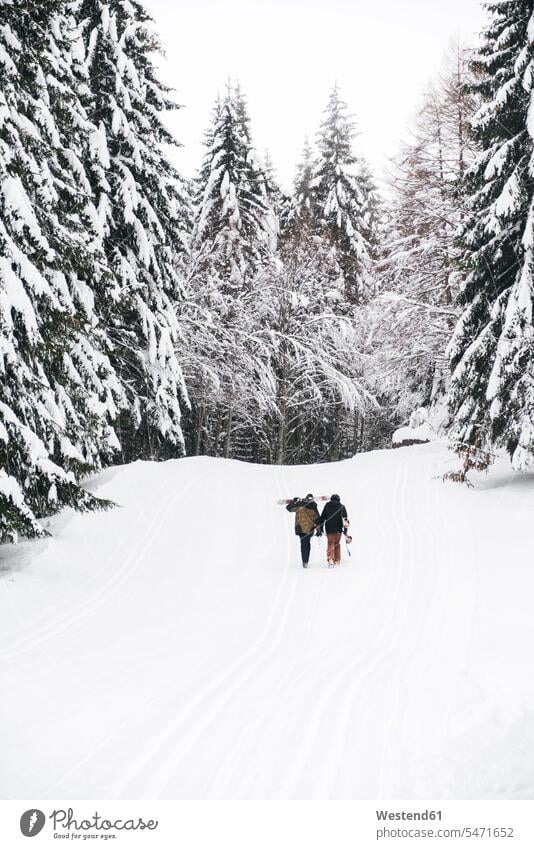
318, 494, 349, 567
286, 494, 321, 568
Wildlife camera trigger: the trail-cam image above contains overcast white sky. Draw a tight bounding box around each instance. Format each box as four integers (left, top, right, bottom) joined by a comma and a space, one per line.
144, 0, 486, 191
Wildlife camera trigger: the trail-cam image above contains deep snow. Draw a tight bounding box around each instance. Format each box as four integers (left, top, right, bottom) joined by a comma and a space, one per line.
1, 441, 533, 799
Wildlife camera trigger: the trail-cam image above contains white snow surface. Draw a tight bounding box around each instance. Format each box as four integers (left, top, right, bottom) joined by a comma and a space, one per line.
1, 442, 534, 800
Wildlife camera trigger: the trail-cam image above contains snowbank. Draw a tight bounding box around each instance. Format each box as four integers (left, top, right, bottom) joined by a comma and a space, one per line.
392, 407, 437, 447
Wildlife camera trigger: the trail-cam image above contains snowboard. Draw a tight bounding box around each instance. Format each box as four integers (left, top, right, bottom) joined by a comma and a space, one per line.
277, 495, 329, 505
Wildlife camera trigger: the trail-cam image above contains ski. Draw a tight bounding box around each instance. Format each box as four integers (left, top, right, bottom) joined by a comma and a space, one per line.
277, 495, 329, 505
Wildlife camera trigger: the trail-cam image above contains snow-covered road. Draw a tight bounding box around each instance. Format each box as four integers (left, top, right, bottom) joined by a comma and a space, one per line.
1, 442, 533, 799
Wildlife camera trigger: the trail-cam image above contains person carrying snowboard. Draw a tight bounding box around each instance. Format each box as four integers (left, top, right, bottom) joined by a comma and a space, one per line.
286, 494, 321, 568
318, 494, 349, 567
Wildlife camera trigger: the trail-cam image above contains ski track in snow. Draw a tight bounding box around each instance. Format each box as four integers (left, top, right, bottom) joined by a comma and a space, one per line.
1, 444, 533, 799
129, 466, 300, 798
0, 477, 192, 664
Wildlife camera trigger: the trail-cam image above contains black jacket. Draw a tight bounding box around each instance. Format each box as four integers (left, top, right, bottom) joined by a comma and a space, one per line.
319, 500, 348, 534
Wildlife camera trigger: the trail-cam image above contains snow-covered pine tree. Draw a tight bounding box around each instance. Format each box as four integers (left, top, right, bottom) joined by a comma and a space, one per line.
190, 94, 222, 237
191, 82, 272, 288
372, 47, 476, 434
289, 137, 315, 231
0, 0, 122, 542
357, 160, 382, 268
311, 85, 370, 303
234, 84, 279, 253
262, 150, 289, 240
77, 0, 189, 461
447, 2, 534, 471
185, 83, 277, 458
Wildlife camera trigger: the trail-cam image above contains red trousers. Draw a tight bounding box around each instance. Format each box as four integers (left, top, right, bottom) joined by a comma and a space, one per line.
327, 532, 342, 564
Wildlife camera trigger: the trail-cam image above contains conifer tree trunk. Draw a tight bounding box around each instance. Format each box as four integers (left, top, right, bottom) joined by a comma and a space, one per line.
224, 405, 234, 459
276, 396, 287, 466
211, 410, 222, 457
352, 411, 360, 455
194, 406, 205, 456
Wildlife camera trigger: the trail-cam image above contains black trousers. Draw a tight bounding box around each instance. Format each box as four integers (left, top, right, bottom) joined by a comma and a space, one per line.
298, 531, 313, 564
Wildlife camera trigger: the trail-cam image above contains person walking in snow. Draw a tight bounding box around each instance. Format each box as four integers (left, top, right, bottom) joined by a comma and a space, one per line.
318, 494, 349, 567
286, 494, 321, 568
